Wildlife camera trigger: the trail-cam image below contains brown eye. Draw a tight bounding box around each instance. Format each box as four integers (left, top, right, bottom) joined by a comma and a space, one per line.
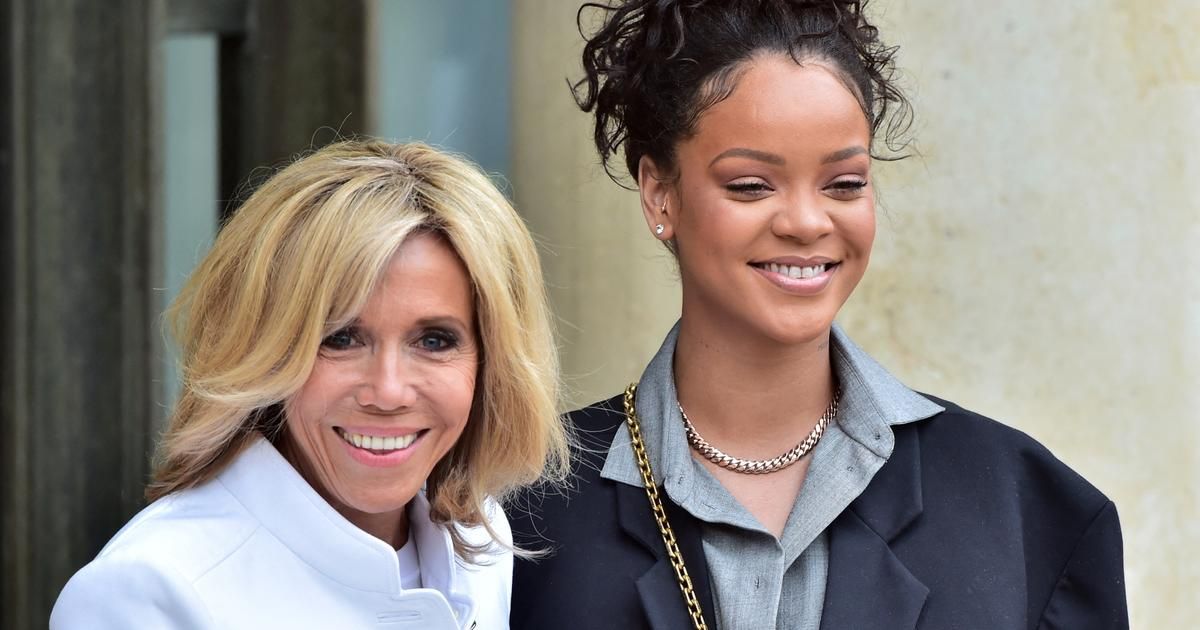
827, 178, 867, 198
726, 180, 773, 197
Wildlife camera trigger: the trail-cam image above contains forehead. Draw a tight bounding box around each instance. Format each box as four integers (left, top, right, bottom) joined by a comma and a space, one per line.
682, 55, 870, 159
360, 232, 474, 321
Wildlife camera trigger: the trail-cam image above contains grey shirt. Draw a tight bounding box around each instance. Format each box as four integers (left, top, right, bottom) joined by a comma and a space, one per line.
601, 323, 943, 629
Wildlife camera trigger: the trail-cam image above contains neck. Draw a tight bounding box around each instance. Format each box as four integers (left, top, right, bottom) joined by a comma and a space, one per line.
338, 504, 410, 550
673, 316, 836, 457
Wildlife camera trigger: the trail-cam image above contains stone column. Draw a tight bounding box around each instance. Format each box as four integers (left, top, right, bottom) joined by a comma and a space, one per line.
218, 0, 367, 213
0, 1, 164, 627
1, 1, 368, 624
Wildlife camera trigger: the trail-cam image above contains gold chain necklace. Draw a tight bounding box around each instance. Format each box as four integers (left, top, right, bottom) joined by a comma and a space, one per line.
623, 383, 709, 630
678, 389, 840, 474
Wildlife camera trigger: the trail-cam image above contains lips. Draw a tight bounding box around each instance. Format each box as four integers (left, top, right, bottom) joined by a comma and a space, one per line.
749, 259, 840, 296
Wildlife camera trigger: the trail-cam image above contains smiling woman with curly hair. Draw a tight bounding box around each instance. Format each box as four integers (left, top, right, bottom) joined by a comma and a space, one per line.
508, 2, 1129, 629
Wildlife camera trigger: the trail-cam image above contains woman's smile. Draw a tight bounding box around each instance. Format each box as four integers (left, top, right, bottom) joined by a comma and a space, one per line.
750, 259, 841, 296
334, 427, 430, 467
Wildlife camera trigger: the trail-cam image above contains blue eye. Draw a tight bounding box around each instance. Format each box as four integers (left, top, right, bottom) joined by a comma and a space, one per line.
418, 330, 457, 352
321, 327, 361, 350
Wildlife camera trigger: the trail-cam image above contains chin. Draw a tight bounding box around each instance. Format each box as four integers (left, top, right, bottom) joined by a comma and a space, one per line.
339, 486, 418, 516
756, 311, 837, 347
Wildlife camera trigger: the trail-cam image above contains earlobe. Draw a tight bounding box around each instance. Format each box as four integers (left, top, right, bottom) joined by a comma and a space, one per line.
652, 197, 673, 240
638, 156, 675, 241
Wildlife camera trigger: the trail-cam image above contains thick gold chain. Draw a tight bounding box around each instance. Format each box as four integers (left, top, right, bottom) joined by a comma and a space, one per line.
623, 383, 709, 630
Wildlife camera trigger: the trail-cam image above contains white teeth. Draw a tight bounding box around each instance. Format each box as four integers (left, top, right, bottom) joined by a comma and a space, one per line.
762, 263, 827, 279
338, 429, 419, 452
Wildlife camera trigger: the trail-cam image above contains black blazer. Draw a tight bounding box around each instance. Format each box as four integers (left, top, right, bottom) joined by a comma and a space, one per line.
509, 394, 1128, 629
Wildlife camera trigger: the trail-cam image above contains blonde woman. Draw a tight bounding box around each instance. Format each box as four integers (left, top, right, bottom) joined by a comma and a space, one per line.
51, 140, 567, 629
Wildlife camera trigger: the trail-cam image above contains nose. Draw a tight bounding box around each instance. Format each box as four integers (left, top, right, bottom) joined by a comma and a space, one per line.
355, 348, 418, 412
770, 192, 834, 244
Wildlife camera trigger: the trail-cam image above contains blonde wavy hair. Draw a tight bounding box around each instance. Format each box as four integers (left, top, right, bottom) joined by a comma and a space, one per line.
149, 139, 567, 560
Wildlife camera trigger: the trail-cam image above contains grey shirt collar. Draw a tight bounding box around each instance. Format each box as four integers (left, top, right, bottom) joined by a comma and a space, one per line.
600, 321, 944, 490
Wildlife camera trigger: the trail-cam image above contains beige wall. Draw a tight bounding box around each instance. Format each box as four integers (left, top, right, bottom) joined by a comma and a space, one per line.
511, 2, 682, 404
512, 1, 1198, 626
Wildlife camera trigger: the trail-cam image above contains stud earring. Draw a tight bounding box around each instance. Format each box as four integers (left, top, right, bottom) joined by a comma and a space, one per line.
654, 198, 669, 237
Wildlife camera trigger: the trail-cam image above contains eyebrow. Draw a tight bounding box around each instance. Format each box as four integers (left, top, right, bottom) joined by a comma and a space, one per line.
414, 315, 472, 332
708, 145, 869, 168
822, 146, 868, 164
334, 315, 471, 332
709, 148, 786, 167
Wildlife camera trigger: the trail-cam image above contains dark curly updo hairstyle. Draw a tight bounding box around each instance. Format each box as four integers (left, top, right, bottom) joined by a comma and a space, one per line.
573, 0, 912, 186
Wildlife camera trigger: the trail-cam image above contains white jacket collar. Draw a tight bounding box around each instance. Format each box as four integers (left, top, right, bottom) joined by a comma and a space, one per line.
215, 437, 476, 622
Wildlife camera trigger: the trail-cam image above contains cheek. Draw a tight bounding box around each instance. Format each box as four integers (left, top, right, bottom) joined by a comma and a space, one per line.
680, 206, 744, 264
859, 214, 876, 252
843, 204, 876, 254
677, 180, 731, 242
430, 360, 478, 426
286, 363, 357, 429
281, 393, 323, 447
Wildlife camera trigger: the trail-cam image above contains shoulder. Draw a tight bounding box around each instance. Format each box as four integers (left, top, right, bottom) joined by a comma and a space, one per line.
906, 394, 1110, 512
511, 394, 653, 546
567, 393, 627, 442
511, 394, 625, 513
94, 479, 260, 581
508, 394, 625, 515
509, 394, 671, 628
566, 393, 628, 474
879, 395, 1127, 626
50, 480, 254, 629
507, 393, 630, 549
51, 548, 216, 629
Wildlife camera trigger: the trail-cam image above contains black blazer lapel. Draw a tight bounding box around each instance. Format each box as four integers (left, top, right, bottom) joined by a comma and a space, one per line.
821, 425, 929, 630
616, 481, 716, 630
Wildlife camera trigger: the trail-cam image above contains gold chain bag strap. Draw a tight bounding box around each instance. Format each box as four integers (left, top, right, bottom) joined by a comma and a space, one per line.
623, 383, 709, 630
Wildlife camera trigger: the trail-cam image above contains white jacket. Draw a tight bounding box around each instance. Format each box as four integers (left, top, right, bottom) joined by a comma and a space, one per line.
50, 437, 511, 629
